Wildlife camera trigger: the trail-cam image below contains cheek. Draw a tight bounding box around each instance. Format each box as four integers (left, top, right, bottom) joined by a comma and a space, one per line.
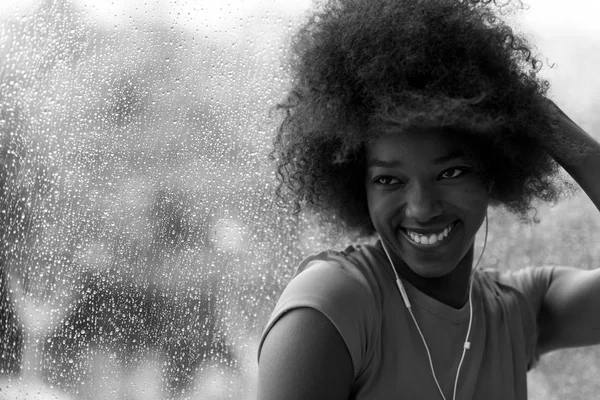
365, 188, 377, 223
457, 186, 489, 220
366, 190, 384, 221
365, 188, 397, 225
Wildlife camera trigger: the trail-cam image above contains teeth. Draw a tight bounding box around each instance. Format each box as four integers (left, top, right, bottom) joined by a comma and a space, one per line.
406, 223, 454, 246
410, 232, 420, 243
428, 235, 437, 245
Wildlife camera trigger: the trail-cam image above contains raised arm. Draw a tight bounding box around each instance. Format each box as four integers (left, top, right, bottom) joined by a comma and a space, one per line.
257, 308, 354, 400
537, 99, 600, 353
547, 100, 600, 211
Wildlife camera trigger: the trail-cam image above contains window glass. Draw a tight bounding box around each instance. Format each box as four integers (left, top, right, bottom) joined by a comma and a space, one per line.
0, 0, 598, 399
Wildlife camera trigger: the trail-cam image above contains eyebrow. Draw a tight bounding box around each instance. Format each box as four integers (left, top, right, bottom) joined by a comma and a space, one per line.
433, 149, 465, 164
367, 149, 465, 168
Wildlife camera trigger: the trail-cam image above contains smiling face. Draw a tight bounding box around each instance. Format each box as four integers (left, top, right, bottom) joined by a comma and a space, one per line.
365, 129, 489, 279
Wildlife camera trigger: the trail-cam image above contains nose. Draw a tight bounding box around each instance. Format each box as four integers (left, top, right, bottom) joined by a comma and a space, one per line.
404, 181, 443, 222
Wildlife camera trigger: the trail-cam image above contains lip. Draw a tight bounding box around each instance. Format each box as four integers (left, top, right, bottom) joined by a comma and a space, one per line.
400, 221, 459, 249
402, 221, 457, 235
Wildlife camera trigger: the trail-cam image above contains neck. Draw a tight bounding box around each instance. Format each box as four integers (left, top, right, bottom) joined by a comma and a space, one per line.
381, 242, 475, 309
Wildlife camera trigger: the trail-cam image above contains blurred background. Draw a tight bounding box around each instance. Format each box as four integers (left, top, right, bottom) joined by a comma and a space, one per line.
0, 0, 598, 399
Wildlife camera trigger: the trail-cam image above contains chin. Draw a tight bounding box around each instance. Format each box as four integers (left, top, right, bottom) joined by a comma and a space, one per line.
408, 261, 457, 279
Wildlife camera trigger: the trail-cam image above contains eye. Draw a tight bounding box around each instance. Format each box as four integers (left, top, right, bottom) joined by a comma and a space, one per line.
439, 167, 470, 179
373, 176, 402, 186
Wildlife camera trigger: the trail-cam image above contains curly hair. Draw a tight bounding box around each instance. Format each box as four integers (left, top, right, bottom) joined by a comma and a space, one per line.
273, 0, 576, 236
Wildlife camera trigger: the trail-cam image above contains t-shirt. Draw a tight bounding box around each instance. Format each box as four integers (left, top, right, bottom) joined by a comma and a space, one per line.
258, 243, 555, 400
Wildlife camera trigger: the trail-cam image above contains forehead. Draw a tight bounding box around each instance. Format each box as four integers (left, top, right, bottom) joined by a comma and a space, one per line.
366, 129, 463, 164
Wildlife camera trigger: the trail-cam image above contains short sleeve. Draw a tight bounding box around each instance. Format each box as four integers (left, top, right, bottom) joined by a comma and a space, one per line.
257, 259, 378, 379
498, 266, 555, 369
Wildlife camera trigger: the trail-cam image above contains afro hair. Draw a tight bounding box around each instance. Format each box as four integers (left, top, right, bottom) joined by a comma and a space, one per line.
273, 0, 577, 235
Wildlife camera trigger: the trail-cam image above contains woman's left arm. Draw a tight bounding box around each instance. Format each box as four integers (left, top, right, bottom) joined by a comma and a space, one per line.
537, 99, 600, 354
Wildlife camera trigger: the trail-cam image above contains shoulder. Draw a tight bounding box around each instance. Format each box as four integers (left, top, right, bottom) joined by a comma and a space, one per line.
279, 244, 385, 332
475, 266, 556, 368
259, 244, 386, 378
478, 266, 554, 302
293, 244, 387, 299
475, 266, 555, 319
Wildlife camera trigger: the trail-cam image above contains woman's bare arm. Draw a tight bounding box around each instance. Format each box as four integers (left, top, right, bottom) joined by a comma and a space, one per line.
257, 308, 354, 400
537, 99, 600, 353
547, 100, 600, 210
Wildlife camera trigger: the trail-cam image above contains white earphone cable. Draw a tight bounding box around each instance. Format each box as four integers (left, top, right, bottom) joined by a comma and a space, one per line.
452, 214, 488, 400
381, 213, 488, 400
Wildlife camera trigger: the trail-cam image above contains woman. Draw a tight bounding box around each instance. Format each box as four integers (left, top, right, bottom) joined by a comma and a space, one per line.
258, 0, 600, 398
